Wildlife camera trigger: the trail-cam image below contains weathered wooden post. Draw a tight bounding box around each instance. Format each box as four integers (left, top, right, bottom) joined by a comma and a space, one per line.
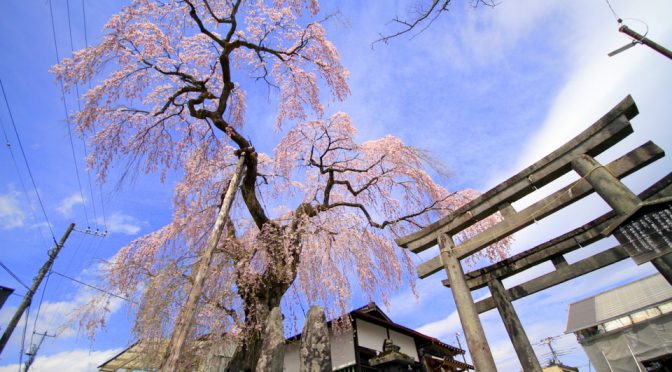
487, 278, 542, 372
572, 154, 672, 283
395, 97, 670, 371
439, 234, 497, 371
571, 153, 640, 214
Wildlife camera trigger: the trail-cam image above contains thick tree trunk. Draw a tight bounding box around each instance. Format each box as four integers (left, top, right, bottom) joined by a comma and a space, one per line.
226, 212, 305, 371
226, 293, 283, 371
226, 332, 264, 372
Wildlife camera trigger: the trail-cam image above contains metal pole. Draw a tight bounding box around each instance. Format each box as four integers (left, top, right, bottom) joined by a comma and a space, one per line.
162, 153, 246, 371
455, 332, 468, 365
625, 340, 643, 372
439, 233, 497, 371
602, 350, 615, 372
619, 25, 672, 60
0, 223, 75, 354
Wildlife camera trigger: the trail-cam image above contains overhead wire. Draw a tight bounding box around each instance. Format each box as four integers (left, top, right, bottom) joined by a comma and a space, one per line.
604, 0, 621, 22
0, 261, 29, 291
0, 80, 57, 244
81, 0, 108, 231
48, 0, 91, 229
27, 264, 52, 350
18, 304, 30, 372
0, 115, 51, 249
22, 2, 113, 360
65, 0, 99, 232
50, 271, 131, 302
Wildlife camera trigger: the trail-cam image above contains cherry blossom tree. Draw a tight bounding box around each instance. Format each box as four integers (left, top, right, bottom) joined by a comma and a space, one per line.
53, 0, 510, 370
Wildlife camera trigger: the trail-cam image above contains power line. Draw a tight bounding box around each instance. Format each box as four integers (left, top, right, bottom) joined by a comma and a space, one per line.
0, 79, 56, 243
50, 271, 131, 302
81, 0, 89, 47
0, 115, 51, 249
81, 0, 108, 231
28, 268, 52, 346
0, 261, 29, 290
18, 304, 30, 372
48, 0, 91, 229
603, 0, 621, 22
66, 0, 100, 231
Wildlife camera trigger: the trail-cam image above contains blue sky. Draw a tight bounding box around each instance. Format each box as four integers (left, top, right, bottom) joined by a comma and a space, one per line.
1, 0, 671, 371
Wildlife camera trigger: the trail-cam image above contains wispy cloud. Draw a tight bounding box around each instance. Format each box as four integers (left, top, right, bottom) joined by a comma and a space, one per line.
0, 186, 26, 229
0, 284, 125, 348
56, 193, 85, 217
104, 212, 143, 235
0, 348, 122, 372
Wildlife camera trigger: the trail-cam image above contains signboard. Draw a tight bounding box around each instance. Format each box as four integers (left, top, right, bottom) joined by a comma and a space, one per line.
614, 203, 672, 265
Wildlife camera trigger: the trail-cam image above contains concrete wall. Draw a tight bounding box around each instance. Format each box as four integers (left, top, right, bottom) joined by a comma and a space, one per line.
330, 328, 355, 370
283, 329, 355, 371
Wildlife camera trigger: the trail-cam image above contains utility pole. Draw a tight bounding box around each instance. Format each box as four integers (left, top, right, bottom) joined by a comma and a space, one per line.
619, 25, 672, 60
0, 223, 75, 354
541, 336, 560, 365
161, 152, 247, 371
24, 331, 55, 371
455, 332, 468, 366
608, 22, 672, 60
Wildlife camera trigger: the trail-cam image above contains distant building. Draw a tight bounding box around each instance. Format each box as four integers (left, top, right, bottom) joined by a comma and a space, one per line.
98, 302, 472, 372
565, 273, 672, 371
284, 302, 473, 371
542, 362, 578, 372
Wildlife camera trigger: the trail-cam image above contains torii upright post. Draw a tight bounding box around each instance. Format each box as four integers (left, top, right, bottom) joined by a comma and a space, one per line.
487, 278, 543, 372
572, 154, 672, 284
439, 233, 497, 371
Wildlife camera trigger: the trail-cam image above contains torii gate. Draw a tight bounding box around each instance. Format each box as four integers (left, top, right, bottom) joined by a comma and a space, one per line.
396, 96, 672, 371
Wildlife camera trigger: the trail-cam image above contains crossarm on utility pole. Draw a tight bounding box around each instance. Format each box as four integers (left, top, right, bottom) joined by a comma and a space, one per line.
619, 25, 672, 60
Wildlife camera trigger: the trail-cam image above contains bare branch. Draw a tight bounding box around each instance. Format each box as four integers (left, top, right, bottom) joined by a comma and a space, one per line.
373, 0, 498, 46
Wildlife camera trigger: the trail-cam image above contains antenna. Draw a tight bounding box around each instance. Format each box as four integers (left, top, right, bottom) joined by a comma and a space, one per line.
537, 335, 577, 367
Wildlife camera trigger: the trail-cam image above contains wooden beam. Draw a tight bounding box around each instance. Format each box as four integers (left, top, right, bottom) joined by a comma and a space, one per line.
442, 171, 672, 290
475, 245, 629, 313
550, 255, 569, 269
417, 141, 663, 278
396, 96, 638, 253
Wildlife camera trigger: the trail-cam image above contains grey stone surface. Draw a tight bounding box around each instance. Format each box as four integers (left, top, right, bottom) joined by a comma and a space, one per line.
257, 307, 285, 372
299, 306, 332, 372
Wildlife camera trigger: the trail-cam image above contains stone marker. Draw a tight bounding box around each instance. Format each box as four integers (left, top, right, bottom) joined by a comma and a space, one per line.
257, 307, 285, 372
300, 305, 332, 372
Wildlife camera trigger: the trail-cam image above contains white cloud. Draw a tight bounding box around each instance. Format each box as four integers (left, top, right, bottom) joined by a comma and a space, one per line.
0, 348, 121, 372
104, 212, 143, 235
0, 186, 26, 229
56, 193, 85, 217
0, 285, 124, 349
415, 291, 491, 340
